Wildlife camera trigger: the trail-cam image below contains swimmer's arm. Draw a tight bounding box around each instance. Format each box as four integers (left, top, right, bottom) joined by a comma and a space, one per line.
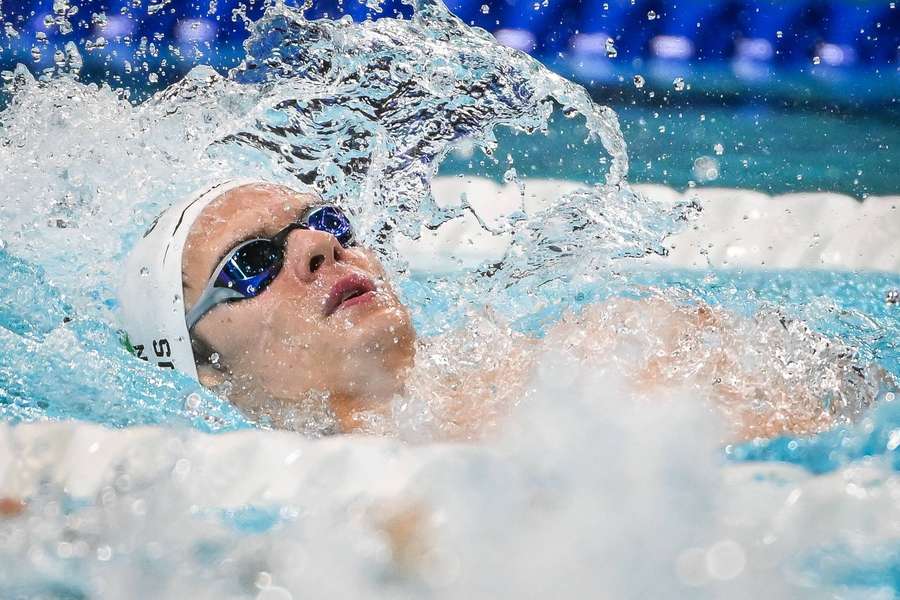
544, 297, 887, 441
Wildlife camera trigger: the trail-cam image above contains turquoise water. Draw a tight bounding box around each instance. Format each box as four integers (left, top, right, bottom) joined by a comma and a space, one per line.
440, 105, 900, 197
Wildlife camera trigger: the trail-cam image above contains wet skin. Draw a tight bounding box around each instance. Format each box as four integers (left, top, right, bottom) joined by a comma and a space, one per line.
179, 184, 887, 441
181, 183, 416, 432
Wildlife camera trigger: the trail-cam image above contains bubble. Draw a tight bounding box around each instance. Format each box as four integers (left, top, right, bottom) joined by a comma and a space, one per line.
886, 289, 900, 305
713, 143, 724, 156
705, 540, 746, 580
673, 77, 685, 91
255, 572, 273, 589
30, 47, 41, 62
812, 56, 821, 65
96, 545, 113, 561
776, 30, 783, 38
57, 541, 73, 559
480, 4, 489, 13
633, 74, 645, 88
646, 10, 657, 20
887, 429, 900, 451
693, 156, 719, 182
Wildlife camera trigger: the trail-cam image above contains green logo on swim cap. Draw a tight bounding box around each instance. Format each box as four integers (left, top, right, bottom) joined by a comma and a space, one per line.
119, 330, 137, 356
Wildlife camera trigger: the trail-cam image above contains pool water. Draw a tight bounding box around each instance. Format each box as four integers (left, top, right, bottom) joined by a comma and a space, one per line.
439, 104, 900, 197
0, 1, 898, 598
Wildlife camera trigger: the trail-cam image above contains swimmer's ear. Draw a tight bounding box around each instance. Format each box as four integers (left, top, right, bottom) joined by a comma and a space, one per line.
196, 363, 228, 389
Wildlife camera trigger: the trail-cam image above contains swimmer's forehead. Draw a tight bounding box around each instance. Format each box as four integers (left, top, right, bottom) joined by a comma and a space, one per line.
189, 183, 318, 243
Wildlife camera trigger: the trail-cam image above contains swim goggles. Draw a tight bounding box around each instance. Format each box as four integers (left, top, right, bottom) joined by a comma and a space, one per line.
185, 204, 356, 330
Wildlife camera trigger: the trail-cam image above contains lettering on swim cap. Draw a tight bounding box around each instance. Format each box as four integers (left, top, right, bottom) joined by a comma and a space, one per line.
120, 330, 175, 369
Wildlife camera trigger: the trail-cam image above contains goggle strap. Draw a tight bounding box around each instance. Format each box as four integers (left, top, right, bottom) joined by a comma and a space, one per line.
186, 286, 245, 331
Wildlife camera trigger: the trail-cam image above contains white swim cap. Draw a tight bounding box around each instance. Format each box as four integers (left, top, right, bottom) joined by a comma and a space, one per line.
118, 179, 258, 380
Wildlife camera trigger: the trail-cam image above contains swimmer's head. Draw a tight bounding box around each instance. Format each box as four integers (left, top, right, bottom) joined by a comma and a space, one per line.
119, 181, 416, 430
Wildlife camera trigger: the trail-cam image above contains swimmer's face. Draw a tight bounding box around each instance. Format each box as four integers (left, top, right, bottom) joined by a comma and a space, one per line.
181, 183, 415, 427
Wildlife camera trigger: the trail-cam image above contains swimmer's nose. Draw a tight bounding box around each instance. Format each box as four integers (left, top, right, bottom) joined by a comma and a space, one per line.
283, 229, 342, 283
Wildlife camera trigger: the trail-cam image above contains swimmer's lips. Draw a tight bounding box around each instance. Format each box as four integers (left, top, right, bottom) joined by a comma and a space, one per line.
324, 273, 377, 317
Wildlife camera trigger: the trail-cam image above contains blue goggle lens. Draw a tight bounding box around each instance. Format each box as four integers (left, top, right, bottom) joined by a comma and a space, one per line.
216, 240, 282, 297
213, 204, 356, 299
304, 205, 355, 248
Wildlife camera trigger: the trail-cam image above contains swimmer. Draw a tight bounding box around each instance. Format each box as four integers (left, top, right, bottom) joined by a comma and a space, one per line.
120, 181, 892, 440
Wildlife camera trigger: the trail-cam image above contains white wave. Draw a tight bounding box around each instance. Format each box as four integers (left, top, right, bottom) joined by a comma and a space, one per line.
399, 177, 900, 273
0, 357, 896, 598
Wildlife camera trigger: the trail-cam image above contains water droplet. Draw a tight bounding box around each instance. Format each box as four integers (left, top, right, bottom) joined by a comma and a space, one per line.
184, 392, 202, 412
605, 38, 617, 58
673, 77, 685, 91
633, 74, 645, 88
886, 289, 899, 305
713, 143, 724, 155
480, 4, 489, 14
646, 10, 657, 20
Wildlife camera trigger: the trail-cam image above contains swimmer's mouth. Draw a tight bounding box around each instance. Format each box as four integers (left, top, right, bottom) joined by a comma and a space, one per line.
324, 274, 376, 316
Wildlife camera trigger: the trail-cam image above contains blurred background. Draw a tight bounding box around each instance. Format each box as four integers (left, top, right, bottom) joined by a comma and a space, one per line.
1, 0, 898, 194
